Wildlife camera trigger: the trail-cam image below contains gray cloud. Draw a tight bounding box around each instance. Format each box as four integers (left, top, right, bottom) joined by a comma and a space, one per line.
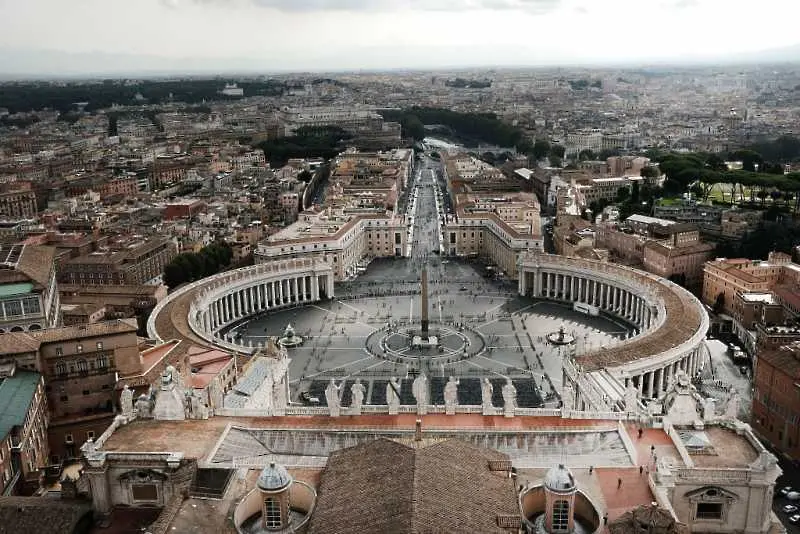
164, 0, 562, 13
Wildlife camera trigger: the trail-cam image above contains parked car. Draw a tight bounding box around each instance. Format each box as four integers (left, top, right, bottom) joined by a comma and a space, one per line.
782, 504, 797, 514
780, 486, 793, 496
789, 514, 800, 524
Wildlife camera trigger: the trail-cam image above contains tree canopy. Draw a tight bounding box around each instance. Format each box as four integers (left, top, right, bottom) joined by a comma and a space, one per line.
163, 241, 233, 289
255, 126, 351, 167
380, 107, 528, 151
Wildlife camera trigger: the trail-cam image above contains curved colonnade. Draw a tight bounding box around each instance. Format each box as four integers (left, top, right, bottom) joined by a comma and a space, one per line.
149, 252, 708, 413
518, 253, 709, 404
147, 258, 334, 353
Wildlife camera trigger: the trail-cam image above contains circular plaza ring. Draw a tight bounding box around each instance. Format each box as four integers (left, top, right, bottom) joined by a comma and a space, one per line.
365, 322, 486, 365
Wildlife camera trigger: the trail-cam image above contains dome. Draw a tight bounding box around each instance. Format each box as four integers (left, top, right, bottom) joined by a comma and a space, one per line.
257, 462, 292, 492
544, 464, 576, 493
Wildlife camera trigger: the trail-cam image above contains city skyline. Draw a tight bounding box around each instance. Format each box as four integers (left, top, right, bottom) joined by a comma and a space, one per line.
2, 0, 800, 75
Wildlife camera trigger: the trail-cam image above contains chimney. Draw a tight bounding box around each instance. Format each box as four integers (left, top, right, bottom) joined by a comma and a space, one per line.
415, 418, 422, 442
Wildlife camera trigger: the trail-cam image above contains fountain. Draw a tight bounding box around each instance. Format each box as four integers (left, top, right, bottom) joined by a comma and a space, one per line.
546, 325, 576, 346
278, 323, 304, 348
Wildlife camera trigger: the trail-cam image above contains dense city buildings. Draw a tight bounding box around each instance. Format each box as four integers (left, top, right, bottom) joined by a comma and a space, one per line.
3, 63, 800, 532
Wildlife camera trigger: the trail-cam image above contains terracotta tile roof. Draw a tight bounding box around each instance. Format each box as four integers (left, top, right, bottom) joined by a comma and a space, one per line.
29, 319, 137, 344
15, 245, 56, 288
308, 438, 519, 534
0, 496, 92, 534
0, 332, 40, 355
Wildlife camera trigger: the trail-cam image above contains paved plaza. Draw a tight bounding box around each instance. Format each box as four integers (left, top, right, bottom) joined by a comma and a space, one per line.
227, 158, 634, 409
230, 257, 634, 408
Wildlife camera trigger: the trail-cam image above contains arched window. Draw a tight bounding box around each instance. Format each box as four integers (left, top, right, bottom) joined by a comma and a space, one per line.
264, 497, 282, 528
552, 499, 570, 532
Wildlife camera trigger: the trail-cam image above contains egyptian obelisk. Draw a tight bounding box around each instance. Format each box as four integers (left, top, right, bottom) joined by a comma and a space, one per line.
420, 267, 429, 340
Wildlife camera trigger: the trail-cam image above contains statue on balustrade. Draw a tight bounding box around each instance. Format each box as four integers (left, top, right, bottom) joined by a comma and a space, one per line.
502, 378, 517, 417
350, 379, 366, 415
444, 377, 459, 414
120, 385, 134, 417
412, 373, 428, 415
325, 379, 343, 417
386, 377, 401, 414
481, 378, 494, 415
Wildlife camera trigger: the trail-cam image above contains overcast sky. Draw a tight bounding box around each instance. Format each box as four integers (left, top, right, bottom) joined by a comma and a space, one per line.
1, 0, 799, 73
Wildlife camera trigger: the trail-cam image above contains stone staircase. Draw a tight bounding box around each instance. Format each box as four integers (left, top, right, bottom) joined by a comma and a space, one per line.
145, 461, 197, 534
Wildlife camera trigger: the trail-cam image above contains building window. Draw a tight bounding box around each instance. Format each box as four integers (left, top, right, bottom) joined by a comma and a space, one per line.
552, 499, 570, 532
96, 355, 108, 369
86, 431, 95, 440
55, 362, 66, 376
64, 433, 73, 444
265, 498, 282, 528
55, 347, 63, 356
76, 344, 83, 353
96, 342, 103, 350
131, 484, 158, 502
77, 359, 88, 374
696, 502, 724, 520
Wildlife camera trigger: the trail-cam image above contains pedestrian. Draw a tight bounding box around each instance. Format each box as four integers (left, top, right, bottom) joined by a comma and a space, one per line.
637, 428, 643, 439
588, 466, 593, 475
639, 465, 644, 475
603, 513, 608, 525
617, 478, 622, 489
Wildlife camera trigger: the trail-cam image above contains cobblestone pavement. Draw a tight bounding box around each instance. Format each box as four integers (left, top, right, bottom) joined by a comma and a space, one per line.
230, 153, 635, 408
232, 257, 634, 407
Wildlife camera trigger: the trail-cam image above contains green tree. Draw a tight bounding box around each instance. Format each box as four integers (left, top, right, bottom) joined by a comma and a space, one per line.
532, 139, 550, 160
549, 155, 563, 168
616, 187, 630, 202
401, 114, 425, 142
578, 149, 596, 161
549, 144, 566, 158
641, 166, 660, 179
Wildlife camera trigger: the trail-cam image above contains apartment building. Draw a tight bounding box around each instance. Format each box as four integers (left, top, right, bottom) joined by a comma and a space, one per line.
255, 211, 408, 280
0, 366, 48, 495
0, 319, 140, 462
58, 237, 177, 286
701, 253, 791, 316
0, 185, 38, 219
445, 192, 543, 277
751, 325, 800, 460
0, 244, 61, 333
642, 224, 715, 289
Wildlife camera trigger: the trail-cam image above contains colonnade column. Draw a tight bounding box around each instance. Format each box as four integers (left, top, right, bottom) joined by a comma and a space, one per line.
292, 277, 299, 304
645, 372, 654, 399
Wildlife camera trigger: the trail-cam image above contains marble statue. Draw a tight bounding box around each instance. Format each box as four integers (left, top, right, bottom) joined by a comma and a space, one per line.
624, 382, 640, 413
562, 384, 575, 413
502, 378, 517, 417
412, 373, 428, 415
135, 392, 154, 419
702, 397, 716, 422
725, 389, 741, 420
387, 377, 401, 414
284, 323, 295, 338
481, 378, 494, 415
161, 366, 174, 389
120, 384, 134, 417
350, 379, 366, 415
444, 376, 459, 415
325, 379, 343, 417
